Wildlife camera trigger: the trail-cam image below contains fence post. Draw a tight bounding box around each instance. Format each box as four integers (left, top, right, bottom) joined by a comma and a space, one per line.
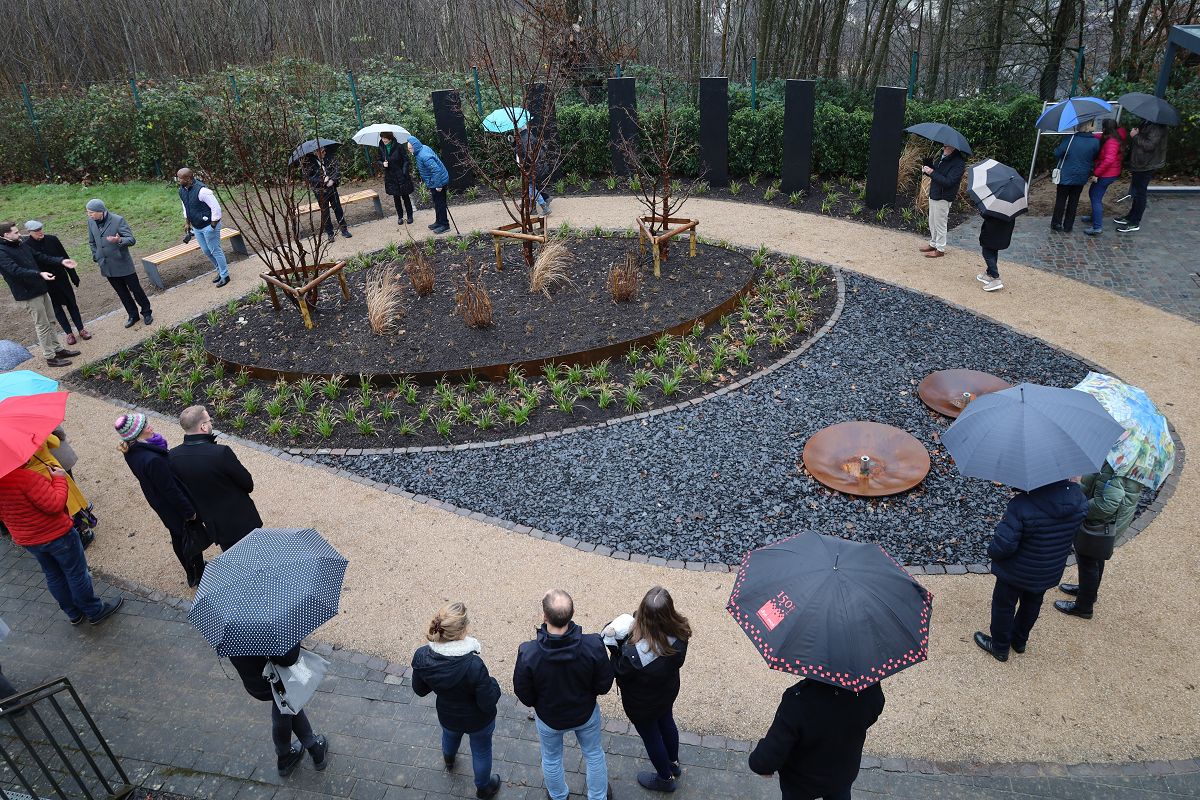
615, 63, 623, 78
1069, 46, 1085, 97
907, 51, 919, 99
19, 83, 51, 178
751, 57, 758, 110
128, 78, 163, 178
346, 71, 375, 176
228, 74, 242, 105
472, 66, 484, 116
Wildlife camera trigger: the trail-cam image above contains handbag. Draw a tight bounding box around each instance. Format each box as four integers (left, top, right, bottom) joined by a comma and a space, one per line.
181, 517, 212, 558
1051, 135, 1074, 185
1074, 519, 1116, 561
264, 649, 329, 715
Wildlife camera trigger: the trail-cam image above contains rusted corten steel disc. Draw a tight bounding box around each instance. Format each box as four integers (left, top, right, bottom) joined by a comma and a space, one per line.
802, 421, 932, 497
918, 369, 1012, 418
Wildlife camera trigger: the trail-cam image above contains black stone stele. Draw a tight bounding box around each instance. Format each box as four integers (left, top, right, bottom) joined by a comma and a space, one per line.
781, 79, 816, 194
865, 86, 907, 209
699, 77, 729, 188
431, 89, 474, 191
608, 77, 638, 177
527, 81, 561, 182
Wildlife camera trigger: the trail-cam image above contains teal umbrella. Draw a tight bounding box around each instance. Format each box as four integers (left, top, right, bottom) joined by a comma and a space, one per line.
0, 370, 59, 403
482, 107, 529, 133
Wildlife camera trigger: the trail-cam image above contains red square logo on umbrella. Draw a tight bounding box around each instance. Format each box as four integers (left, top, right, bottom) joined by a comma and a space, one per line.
756, 592, 794, 631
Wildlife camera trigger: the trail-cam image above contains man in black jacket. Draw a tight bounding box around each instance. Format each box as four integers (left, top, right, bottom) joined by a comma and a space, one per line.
918, 145, 965, 259
25, 221, 91, 344
168, 405, 263, 550
304, 148, 352, 239
749, 679, 885, 800
0, 221, 80, 367
514, 589, 615, 800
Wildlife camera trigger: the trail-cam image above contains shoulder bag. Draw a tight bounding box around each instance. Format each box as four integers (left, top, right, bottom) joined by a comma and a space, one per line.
264, 649, 329, 715
1073, 519, 1116, 561
1052, 135, 1074, 185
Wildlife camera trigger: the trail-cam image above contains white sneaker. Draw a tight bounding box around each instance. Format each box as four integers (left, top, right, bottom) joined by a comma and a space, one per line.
982, 279, 1004, 292
976, 274, 990, 284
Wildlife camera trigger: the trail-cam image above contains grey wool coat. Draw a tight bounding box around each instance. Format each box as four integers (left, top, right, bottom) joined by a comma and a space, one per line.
86, 213, 137, 278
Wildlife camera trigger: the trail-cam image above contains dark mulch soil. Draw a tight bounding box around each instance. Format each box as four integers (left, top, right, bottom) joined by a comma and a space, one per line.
207, 237, 755, 376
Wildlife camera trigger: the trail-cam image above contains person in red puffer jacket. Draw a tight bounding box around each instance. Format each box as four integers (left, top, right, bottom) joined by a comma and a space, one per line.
1083, 119, 1127, 236
0, 464, 121, 626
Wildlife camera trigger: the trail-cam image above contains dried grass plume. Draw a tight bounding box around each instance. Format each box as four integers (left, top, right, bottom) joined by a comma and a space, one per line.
365, 262, 404, 335
405, 243, 435, 297
609, 249, 640, 302
455, 256, 493, 329
530, 238, 575, 298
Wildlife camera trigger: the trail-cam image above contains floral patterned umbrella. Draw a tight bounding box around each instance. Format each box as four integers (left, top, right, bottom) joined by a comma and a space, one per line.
1073, 372, 1175, 490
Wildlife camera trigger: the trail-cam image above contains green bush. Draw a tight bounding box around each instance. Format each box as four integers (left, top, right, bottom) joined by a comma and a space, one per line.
557, 103, 609, 176
813, 103, 873, 177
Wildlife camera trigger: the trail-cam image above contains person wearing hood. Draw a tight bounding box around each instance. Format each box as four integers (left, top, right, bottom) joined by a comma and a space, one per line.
85, 199, 152, 328
407, 135, 451, 234
115, 413, 207, 587
603, 586, 691, 793
0, 220, 80, 367
411, 602, 502, 799
974, 479, 1088, 661
514, 588, 615, 800
167, 405, 262, 551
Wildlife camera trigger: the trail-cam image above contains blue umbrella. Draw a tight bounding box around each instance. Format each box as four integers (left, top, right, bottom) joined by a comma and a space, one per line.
188, 527, 348, 657
941, 383, 1125, 491
482, 107, 529, 133
1036, 97, 1113, 132
0, 370, 59, 403
0, 341, 33, 371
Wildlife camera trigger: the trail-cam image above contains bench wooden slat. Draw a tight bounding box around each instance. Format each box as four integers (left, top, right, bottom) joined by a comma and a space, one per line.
144, 227, 244, 265
296, 189, 380, 216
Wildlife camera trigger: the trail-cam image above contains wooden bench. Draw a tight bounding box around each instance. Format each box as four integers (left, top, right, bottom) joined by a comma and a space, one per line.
141, 227, 248, 289
296, 188, 384, 219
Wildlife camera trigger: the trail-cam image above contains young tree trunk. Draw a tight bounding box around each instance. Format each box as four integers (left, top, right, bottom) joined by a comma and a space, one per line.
980, 0, 1010, 89
1106, 0, 1135, 74
924, 0, 952, 96
1038, 0, 1077, 100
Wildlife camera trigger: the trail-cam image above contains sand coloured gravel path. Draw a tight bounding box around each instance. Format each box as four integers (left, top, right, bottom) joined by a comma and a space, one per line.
41, 196, 1199, 764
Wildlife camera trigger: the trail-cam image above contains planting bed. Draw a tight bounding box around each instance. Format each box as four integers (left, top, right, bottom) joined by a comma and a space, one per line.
319, 273, 1149, 567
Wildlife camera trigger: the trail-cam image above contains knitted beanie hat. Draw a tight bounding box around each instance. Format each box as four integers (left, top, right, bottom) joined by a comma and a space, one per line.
86, 199, 107, 213
114, 413, 147, 442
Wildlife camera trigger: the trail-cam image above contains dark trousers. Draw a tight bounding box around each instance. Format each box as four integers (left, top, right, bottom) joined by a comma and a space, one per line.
49, 288, 84, 334
392, 193, 414, 221
432, 187, 449, 227
107, 274, 151, 320
318, 190, 347, 234
168, 530, 205, 585
441, 718, 495, 791
989, 579, 1045, 657
981, 247, 1000, 279
1128, 170, 1154, 224
270, 705, 317, 757
1052, 184, 1084, 231
633, 712, 680, 780
0, 664, 18, 701
1075, 555, 1106, 614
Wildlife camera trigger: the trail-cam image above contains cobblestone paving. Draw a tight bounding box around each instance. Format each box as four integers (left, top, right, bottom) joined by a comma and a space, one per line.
948, 195, 1200, 322
2, 538, 1199, 799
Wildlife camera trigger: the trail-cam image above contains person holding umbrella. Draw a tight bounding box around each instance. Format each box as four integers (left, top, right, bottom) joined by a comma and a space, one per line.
407, 135, 451, 235
377, 131, 415, 226
920, 145, 965, 258
303, 146, 352, 239
1114, 93, 1177, 234
1050, 123, 1100, 233
967, 159, 1028, 293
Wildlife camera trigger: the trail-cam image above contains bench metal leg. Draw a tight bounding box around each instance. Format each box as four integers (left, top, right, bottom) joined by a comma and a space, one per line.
229, 233, 248, 256
141, 259, 165, 290
372, 196, 384, 217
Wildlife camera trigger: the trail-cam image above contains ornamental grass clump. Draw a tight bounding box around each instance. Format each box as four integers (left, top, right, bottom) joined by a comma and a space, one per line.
609, 250, 639, 303
365, 262, 404, 335
405, 243, 435, 297
530, 239, 574, 298
455, 257, 493, 329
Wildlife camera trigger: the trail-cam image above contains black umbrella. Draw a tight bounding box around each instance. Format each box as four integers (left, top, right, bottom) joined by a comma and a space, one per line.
904, 122, 972, 155
967, 159, 1028, 220
288, 138, 342, 166
727, 532, 932, 690
1118, 92, 1180, 126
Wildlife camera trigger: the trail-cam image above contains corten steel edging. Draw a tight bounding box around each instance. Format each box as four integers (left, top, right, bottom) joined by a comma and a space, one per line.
203, 248, 759, 387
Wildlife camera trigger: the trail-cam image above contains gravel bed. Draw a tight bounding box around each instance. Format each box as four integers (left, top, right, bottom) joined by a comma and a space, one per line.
319, 273, 1103, 566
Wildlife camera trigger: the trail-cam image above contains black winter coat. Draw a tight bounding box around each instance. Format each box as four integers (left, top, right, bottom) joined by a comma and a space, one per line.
978, 215, 1016, 251
305, 153, 342, 194
988, 480, 1088, 592
168, 433, 262, 549
378, 141, 414, 197
513, 622, 615, 730
927, 150, 966, 202
231, 644, 301, 702
608, 637, 687, 725
749, 679, 885, 800
122, 439, 197, 540
0, 237, 61, 302
26, 234, 79, 304
411, 640, 502, 733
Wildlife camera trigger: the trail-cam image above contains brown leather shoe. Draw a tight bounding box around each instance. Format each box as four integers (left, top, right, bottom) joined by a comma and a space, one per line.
79, 329, 93, 340
55, 348, 81, 358
924, 250, 945, 258
46, 357, 72, 367
919, 244, 936, 253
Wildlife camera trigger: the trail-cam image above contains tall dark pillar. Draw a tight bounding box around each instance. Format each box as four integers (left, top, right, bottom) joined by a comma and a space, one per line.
699, 77, 729, 188
431, 89, 473, 191
781, 79, 815, 194
865, 86, 907, 209
527, 81, 560, 180
608, 77, 638, 177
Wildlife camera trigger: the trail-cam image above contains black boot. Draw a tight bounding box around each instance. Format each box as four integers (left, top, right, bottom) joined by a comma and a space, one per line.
475, 774, 500, 799
308, 735, 330, 771
973, 631, 1008, 662
1054, 600, 1093, 619
277, 745, 304, 777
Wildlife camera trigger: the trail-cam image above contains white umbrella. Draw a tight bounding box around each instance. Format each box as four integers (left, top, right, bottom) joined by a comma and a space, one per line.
352, 123, 412, 147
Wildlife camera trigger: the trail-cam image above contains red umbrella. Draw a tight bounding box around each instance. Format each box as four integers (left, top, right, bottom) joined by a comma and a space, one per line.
0, 391, 69, 478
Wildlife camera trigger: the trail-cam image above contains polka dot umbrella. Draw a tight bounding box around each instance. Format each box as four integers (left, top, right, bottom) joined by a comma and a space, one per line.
188, 528, 349, 658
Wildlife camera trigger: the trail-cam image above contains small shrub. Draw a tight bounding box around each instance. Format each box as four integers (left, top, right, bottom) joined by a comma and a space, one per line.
566, 364, 585, 384
554, 178, 568, 196
693, 180, 710, 195
597, 387, 615, 409
454, 257, 493, 329
820, 197, 836, 214
356, 416, 377, 436
531, 239, 574, 298
435, 417, 453, 438
474, 410, 497, 430
605, 176, 618, 190
649, 350, 668, 369
875, 207, 888, 223
321, 375, 346, 401
465, 186, 480, 201
265, 397, 287, 419
631, 368, 653, 388
849, 201, 863, 216
405, 244, 435, 297
751, 246, 768, 269
608, 250, 639, 303
378, 397, 399, 421
232, 414, 248, 432
206, 309, 221, 327
763, 185, 779, 202
622, 387, 645, 411
748, 171, 761, 186
628, 174, 642, 192
365, 263, 403, 335
659, 373, 681, 396
234, 369, 250, 388
212, 362, 225, 380
587, 360, 611, 382
266, 418, 284, 437
578, 178, 593, 192
728, 180, 742, 196
397, 418, 417, 436
788, 191, 803, 206
287, 421, 303, 438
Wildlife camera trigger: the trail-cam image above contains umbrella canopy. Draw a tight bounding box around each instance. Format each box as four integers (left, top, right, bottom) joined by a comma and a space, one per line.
1036, 97, 1113, 132
1117, 92, 1180, 126
0, 391, 69, 478
941, 382, 1124, 491
1073, 372, 1175, 490
0, 341, 33, 371
482, 107, 529, 134
188, 527, 348, 657
288, 138, 341, 166
904, 122, 972, 155
0, 370, 59, 404
967, 159, 1028, 220
727, 532, 932, 690
351, 124, 412, 147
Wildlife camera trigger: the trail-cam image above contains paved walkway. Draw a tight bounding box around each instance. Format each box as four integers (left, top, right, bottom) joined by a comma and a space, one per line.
948, 194, 1200, 322
3, 538, 1199, 800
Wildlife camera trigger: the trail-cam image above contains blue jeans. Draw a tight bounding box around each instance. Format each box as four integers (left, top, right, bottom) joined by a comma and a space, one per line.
535, 704, 608, 800
442, 718, 495, 790
194, 221, 229, 280
1088, 176, 1117, 229
24, 530, 105, 621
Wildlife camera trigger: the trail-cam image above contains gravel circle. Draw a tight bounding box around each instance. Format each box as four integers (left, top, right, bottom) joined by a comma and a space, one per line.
320, 272, 1102, 566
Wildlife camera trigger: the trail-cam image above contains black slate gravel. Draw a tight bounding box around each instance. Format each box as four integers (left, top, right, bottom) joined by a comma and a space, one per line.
319, 273, 1100, 566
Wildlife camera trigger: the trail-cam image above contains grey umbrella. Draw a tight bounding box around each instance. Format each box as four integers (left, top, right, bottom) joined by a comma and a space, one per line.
941, 383, 1124, 491
288, 138, 342, 166
1117, 93, 1181, 126
904, 123, 973, 155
